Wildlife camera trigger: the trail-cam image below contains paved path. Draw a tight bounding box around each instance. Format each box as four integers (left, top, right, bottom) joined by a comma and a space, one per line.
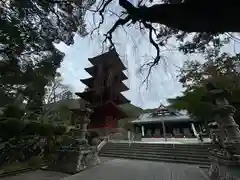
0, 170, 69, 180
1, 158, 209, 180
61, 158, 209, 180
0, 157, 113, 180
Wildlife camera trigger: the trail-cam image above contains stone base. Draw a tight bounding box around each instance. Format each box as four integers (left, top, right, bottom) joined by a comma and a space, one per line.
209, 162, 240, 180
224, 141, 240, 155
48, 146, 101, 174
208, 148, 240, 180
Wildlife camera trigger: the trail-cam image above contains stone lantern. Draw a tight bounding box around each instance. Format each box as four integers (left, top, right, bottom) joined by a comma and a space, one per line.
73, 107, 92, 145
48, 106, 102, 174
202, 59, 240, 179
206, 81, 240, 180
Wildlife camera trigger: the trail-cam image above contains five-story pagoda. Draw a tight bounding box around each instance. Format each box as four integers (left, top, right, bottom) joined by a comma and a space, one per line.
76, 49, 130, 136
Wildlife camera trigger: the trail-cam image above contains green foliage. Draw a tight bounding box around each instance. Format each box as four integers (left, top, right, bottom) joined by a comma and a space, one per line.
168, 86, 215, 122
44, 100, 74, 125
38, 123, 55, 136
118, 104, 143, 130
37, 123, 67, 136
53, 126, 67, 136
1, 104, 25, 120
27, 156, 44, 167
0, 119, 25, 141
23, 122, 41, 135
0, 135, 44, 167
0, 0, 94, 115
1, 0, 93, 59
119, 104, 143, 118
169, 53, 240, 124
0, 120, 67, 141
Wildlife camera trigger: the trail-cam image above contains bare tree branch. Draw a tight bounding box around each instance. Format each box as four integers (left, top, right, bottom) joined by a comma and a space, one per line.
90, 0, 114, 35
137, 22, 161, 86
103, 15, 131, 49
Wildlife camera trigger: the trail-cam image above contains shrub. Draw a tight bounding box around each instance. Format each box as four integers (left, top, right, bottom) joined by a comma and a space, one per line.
0, 118, 67, 142
38, 123, 66, 136
53, 125, 66, 135
27, 156, 43, 167
38, 123, 55, 136
0, 118, 25, 140
2, 104, 25, 120
22, 122, 41, 135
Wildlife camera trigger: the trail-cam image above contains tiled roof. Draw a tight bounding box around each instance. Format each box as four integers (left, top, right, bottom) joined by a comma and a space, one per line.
131, 113, 194, 124
132, 104, 194, 124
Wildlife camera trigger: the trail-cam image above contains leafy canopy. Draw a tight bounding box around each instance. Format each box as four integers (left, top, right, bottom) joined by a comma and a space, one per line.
0, 0, 94, 113
168, 53, 240, 123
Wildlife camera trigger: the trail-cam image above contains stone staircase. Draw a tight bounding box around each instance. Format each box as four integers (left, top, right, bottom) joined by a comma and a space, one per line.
100, 142, 214, 166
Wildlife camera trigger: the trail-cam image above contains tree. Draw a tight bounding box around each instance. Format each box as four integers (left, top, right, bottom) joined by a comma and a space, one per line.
0, 0, 94, 112
91, 0, 239, 79
168, 87, 214, 123
44, 72, 74, 104
1, 0, 94, 60
168, 53, 240, 125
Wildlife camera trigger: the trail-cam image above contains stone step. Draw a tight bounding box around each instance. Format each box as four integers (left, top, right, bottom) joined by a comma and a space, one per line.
100, 151, 210, 162
102, 146, 210, 154
106, 142, 214, 147
105, 143, 214, 150
101, 149, 210, 158
104, 144, 211, 149
101, 143, 213, 166
100, 154, 210, 166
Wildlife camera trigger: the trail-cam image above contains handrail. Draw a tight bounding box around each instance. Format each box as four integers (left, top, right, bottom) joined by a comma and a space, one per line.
128, 133, 135, 147
97, 137, 108, 151
191, 123, 199, 138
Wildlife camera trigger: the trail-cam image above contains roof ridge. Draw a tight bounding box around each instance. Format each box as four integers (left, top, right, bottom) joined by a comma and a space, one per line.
151, 103, 179, 116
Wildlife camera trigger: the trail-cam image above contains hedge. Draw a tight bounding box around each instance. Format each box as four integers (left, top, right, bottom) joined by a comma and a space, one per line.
0, 119, 67, 141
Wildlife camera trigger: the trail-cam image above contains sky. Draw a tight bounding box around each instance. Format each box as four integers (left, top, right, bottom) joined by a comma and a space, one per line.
54, 3, 240, 110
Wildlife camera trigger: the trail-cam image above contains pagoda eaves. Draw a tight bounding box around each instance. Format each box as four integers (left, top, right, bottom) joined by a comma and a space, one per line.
80, 78, 129, 92
84, 66, 128, 80
75, 91, 130, 105
88, 49, 126, 71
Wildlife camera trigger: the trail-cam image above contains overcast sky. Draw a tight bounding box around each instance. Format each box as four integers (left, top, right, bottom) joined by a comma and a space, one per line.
55, 4, 240, 109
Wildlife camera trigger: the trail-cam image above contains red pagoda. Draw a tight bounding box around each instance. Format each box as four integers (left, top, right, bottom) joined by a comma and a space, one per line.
76, 49, 130, 136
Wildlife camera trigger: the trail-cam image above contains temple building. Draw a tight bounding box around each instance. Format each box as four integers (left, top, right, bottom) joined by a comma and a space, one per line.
132, 104, 204, 138
74, 49, 130, 136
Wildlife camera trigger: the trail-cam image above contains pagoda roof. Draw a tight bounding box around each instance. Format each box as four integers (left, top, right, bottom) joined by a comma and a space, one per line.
75, 90, 130, 105
91, 101, 128, 119
80, 78, 129, 92
88, 49, 127, 70
84, 66, 128, 80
